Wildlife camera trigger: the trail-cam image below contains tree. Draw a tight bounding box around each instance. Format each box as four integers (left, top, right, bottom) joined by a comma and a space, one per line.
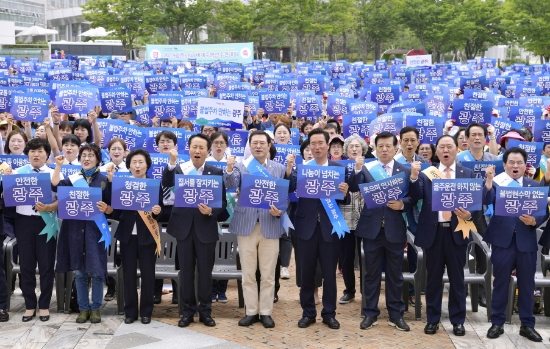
214, 0, 258, 43
321, 0, 357, 61
501, 0, 550, 62
82, 0, 154, 59
148, 0, 213, 45
356, 0, 401, 61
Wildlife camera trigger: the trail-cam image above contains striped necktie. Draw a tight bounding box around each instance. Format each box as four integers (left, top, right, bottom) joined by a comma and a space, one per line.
32, 168, 40, 212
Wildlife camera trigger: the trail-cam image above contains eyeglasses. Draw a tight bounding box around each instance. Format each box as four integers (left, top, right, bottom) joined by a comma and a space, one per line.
310, 142, 326, 148
469, 133, 485, 139
158, 140, 173, 145
80, 154, 96, 160
251, 141, 267, 147
213, 141, 226, 146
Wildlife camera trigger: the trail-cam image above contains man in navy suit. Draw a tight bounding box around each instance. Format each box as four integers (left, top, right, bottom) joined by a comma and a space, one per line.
351, 131, 414, 331
410, 135, 478, 336
163, 134, 227, 328
291, 128, 352, 330
483, 147, 548, 342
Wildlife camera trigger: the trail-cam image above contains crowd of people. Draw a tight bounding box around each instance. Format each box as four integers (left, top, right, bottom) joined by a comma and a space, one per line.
0, 55, 550, 343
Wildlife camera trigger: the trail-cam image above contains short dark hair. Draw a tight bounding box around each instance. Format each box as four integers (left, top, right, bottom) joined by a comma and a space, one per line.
399, 126, 420, 140
326, 118, 341, 134
274, 123, 291, 135
465, 123, 488, 138
503, 147, 527, 164
62, 134, 81, 147
188, 133, 212, 150
248, 130, 272, 144
24, 137, 51, 157
436, 134, 458, 148
269, 143, 277, 160
126, 149, 152, 171
155, 130, 178, 145
59, 120, 73, 131
300, 121, 314, 134
308, 128, 329, 143
210, 131, 228, 145
78, 143, 102, 166
200, 125, 218, 133
453, 127, 466, 144
375, 131, 398, 146
300, 138, 310, 158
323, 123, 339, 133
72, 119, 93, 143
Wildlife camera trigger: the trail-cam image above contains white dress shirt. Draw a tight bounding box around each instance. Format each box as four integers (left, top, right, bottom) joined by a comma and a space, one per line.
438, 162, 456, 222
14, 164, 62, 216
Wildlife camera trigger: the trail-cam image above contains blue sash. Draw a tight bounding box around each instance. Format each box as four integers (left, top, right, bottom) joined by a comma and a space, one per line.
18, 165, 59, 242
485, 172, 522, 217
68, 172, 112, 249
366, 162, 409, 222
540, 154, 548, 174
245, 158, 294, 234
303, 159, 349, 238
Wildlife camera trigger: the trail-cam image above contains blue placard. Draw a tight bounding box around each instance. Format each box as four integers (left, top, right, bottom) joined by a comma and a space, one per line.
459, 76, 486, 90
460, 161, 504, 179
508, 106, 541, 129
3, 173, 53, 207
495, 187, 548, 217
296, 165, 345, 200
57, 186, 103, 221
258, 91, 290, 114
225, 130, 248, 156
507, 140, 544, 168
10, 93, 49, 122
102, 123, 145, 151
99, 87, 132, 113
431, 179, 484, 211
405, 116, 444, 144
144, 75, 172, 94
369, 113, 404, 137
174, 174, 223, 208
294, 95, 322, 119
147, 153, 188, 178
54, 87, 98, 114
0, 87, 25, 112
327, 95, 353, 117
491, 117, 523, 142
239, 174, 289, 210
148, 95, 182, 118
342, 114, 374, 139
111, 177, 160, 211
134, 105, 152, 126
359, 172, 408, 208
273, 144, 301, 166
370, 85, 400, 113
46, 164, 82, 177
451, 99, 492, 127
0, 155, 29, 169
120, 76, 145, 101
533, 120, 550, 143
217, 91, 248, 102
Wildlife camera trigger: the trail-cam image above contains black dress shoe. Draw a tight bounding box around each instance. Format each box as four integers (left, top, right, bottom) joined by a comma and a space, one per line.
0, 309, 9, 322
178, 316, 194, 327
478, 296, 487, 308
22, 311, 36, 322
199, 317, 216, 327
238, 315, 259, 326
171, 297, 178, 305
389, 318, 410, 331
104, 285, 116, 301
153, 295, 162, 304
424, 323, 439, 334
141, 317, 151, 324
487, 324, 504, 339
124, 317, 137, 324
260, 315, 275, 328
453, 324, 466, 336
339, 294, 355, 304
322, 317, 340, 329
297, 316, 316, 328
360, 316, 378, 330
39, 315, 50, 322
519, 325, 542, 342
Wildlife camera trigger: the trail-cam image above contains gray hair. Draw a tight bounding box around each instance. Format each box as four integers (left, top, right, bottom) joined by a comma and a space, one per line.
343, 134, 369, 157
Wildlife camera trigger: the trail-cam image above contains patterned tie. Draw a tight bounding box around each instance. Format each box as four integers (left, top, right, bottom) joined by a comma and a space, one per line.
115, 165, 120, 172
383, 164, 390, 176
442, 167, 452, 221
162, 185, 171, 201
32, 168, 40, 213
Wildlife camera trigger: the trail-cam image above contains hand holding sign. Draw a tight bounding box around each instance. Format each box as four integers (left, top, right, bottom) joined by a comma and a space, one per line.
198, 203, 213, 216
152, 205, 161, 215
339, 182, 349, 196
387, 200, 403, 211
519, 214, 536, 226
454, 207, 472, 220
97, 201, 109, 213
485, 165, 495, 189
3, 166, 12, 176
106, 163, 115, 183
286, 154, 296, 169
269, 204, 283, 217
226, 155, 236, 172
34, 201, 49, 212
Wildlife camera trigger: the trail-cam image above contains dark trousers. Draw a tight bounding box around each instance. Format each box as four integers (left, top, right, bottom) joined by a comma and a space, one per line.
177, 223, 216, 318
298, 222, 339, 319
292, 233, 322, 288
15, 214, 56, 310
339, 230, 360, 296
490, 234, 536, 327
120, 236, 156, 318
425, 225, 467, 325
362, 229, 405, 319
0, 234, 8, 310
407, 245, 417, 297
212, 279, 228, 294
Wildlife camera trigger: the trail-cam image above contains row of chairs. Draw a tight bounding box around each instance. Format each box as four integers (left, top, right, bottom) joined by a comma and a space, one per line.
2, 220, 244, 315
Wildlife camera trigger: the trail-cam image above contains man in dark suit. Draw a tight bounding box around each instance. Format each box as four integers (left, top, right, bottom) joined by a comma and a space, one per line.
410, 135, 478, 336
351, 131, 414, 331
483, 147, 548, 342
291, 128, 352, 330
162, 133, 227, 328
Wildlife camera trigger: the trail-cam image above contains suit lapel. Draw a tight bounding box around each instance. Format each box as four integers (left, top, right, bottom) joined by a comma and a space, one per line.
456, 165, 465, 179
392, 163, 401, 176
